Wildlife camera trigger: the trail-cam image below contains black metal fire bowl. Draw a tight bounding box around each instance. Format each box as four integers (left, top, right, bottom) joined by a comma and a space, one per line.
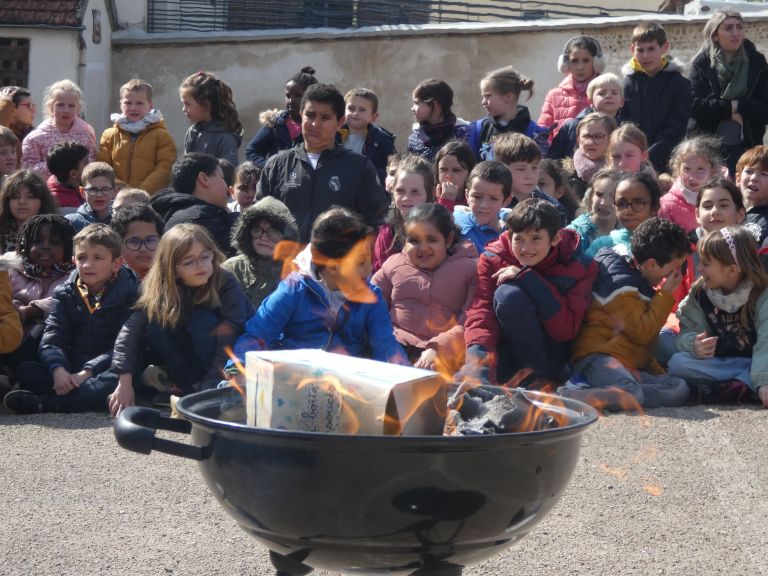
115, 386, 597, 575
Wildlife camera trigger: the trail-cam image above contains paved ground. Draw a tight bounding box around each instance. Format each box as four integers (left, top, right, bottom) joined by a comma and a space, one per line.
1, 403, 767, 576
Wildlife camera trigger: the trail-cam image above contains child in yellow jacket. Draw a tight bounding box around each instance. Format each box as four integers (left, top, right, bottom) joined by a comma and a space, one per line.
97, 79, 177, 194
566, 218, 692, 410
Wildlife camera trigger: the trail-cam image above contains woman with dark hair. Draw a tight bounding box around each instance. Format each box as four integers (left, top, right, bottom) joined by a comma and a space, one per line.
245, 66, 318, 167
407, 79, 470, 161
688, 10, 768, 174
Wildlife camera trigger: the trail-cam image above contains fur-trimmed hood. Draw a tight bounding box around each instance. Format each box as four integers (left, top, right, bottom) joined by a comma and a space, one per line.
0, 252, 22, 272
259, 108, 290, 129
622, 55, 686, 77
230, 196, 299, 259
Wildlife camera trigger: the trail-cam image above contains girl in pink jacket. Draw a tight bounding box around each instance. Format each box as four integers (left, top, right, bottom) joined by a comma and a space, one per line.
22, 80, 97, 178
658, 135, 723, 233
372, 203, 477, 376
538, 36, 605, 141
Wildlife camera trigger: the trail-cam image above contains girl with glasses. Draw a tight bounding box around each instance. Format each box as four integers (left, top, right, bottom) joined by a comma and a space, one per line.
586, 171, 661, 258
108, 223, 251, 416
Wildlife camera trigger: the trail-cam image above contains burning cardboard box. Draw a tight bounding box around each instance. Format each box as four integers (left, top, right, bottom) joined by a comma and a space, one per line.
245, 350, 447, 435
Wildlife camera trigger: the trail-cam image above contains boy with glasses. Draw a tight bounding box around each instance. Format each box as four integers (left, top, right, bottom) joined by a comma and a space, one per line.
0, 86, 35, 164
66, 162, 117, 232
111, 203, 164, 281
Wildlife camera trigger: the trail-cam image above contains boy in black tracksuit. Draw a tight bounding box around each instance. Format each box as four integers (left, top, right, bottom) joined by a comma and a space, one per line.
256, 84, 388, 243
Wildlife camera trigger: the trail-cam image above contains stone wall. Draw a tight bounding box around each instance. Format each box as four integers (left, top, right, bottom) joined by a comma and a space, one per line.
111, 11, 768, 158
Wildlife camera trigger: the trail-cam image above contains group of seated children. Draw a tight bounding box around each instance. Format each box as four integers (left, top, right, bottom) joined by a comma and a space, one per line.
2, 15, 768, 417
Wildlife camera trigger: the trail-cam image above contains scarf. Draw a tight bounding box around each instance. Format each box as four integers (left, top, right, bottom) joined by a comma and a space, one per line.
629, 54, 669, 77
573, 148, 605, 183
705, 279, 752, 313
22, 259, 74, 280
419, 114, 459, 147
712, 47, 748, 101
111, 109, 164, 134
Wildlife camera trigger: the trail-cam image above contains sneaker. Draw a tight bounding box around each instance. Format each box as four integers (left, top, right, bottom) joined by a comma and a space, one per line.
3, 389, 42, 414
715, 379, 751, 404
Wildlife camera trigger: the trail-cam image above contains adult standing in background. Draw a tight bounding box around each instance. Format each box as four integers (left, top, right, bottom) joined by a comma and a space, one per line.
688, 10, 768, 175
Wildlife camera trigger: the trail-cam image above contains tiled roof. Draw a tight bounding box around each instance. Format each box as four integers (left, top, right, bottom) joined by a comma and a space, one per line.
0, 0, 88, 28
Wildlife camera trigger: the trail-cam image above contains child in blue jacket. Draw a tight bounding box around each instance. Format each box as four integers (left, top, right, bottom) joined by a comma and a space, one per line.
231, 207, 407, 368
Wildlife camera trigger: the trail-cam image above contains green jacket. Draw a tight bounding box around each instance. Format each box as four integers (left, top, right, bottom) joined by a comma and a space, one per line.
222, 254, 283, 311
676, 287, 768, 391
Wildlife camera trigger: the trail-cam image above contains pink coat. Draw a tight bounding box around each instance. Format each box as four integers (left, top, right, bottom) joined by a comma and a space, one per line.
371, 242, 478, 359
658, 179, 698, 233
21, 117, 97, 178
537, 74, 593, 140
10, 263, 71, 336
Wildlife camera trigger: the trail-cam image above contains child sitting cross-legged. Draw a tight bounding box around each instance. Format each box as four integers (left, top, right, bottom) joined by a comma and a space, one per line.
565, 217, 692, 410
4, 224, 139, 414
229, 207, 408, 374
372, 203, 478, 375
668, 226, 768, 406
459, 198, 598, 388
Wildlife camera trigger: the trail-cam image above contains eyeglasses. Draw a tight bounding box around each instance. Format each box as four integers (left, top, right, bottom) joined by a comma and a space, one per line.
615, 198, 650, 212
124, 235, 160, 252
251, 226, 283, 242
177, 250, 214, 269
18, 102, 36, 109
580, 132, 607, 143
83, 186, 114, 197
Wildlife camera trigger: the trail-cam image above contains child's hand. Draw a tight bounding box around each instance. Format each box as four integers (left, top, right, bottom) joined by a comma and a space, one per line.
492, 265, 521, 285
693, 332, 718, 358
759, 386, 768, 408
414, 348, 438, 370
661, 268, 683, 293
436, 180, 458, 201
52, 367, 74, 395
109, 374, 135, 418
69, 369, 93, 388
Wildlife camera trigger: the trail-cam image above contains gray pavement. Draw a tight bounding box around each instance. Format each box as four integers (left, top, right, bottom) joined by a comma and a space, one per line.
1, 404, 767, 575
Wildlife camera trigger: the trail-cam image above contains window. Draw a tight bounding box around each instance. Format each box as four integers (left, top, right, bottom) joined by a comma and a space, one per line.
0, 38, 30, 88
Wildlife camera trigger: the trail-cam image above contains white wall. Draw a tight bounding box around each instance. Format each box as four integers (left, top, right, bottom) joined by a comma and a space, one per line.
81, 0, 114, 137
113, 0, 147, 29
0, 28, 80, 124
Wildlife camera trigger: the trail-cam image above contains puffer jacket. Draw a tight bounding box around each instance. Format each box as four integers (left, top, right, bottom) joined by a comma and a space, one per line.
21, 117, 97, 178
567, 212, 619, 256
538, 74, 595, 140
231, 245, 407, 365
46, 174, 82, 210
658, 181, 697, 233
468, 106, 548, 161
97, 116, 177, 194
622, 56, 692, 174
110, 269, 251, 389
245, 109, 302, 168
464, 228, 597, 368
66, 202, 110, 233
339, 123, 396, 184
689, 39, 768, 151
184, 119, 241, 167
9, 261, 71, 317
407, 117, 471, 162
0, 255, 22, 354
39, 266, 138, 375
150, 190, 238, 257
571, 247, 673, 374
372, 241, 478, 360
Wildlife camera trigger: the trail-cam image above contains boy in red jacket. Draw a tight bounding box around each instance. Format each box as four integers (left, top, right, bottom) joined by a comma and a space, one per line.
460, 198, 597, 387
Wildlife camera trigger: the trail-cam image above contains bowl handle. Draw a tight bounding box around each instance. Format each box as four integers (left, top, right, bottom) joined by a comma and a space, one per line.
114, 406, 206, 461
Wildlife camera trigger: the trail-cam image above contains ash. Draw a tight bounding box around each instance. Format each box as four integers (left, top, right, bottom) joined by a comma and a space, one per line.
445, 387, 558, 436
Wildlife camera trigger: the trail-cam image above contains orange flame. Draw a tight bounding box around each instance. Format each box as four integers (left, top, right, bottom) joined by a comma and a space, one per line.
223, 346, 245, 396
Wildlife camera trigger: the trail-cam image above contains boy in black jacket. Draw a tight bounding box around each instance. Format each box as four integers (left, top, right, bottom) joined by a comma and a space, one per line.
340, 88, 396, 185
622, 22, 691, 174
5, 225, 138, 413
257, 83, 388, 243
